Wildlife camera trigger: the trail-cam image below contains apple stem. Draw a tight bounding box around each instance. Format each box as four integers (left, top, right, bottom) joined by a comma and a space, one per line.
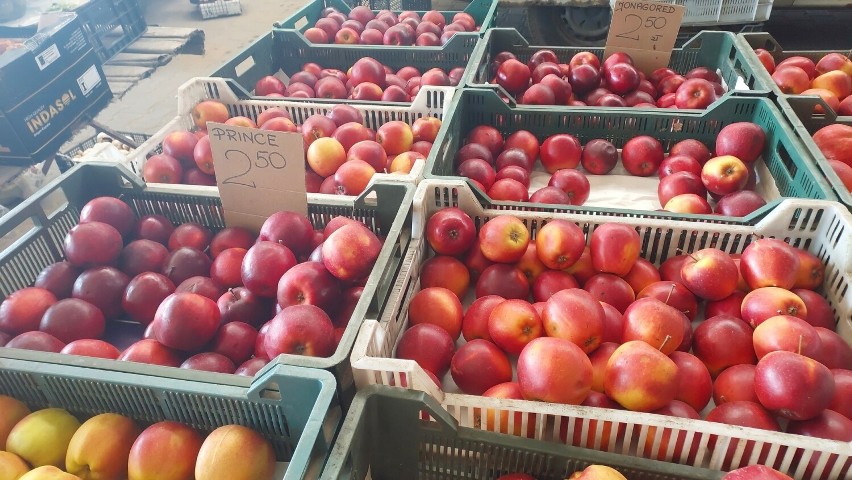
659, 335, 672, 352
665, 284, 675, 304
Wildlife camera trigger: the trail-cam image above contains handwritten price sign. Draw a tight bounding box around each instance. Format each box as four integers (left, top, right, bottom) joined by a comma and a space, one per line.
604, 0, 685, 75
208, 122, 307, 231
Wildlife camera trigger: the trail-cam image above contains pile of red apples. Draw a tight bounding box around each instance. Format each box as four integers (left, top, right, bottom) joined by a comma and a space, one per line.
302, 5, 478, 46
143, 99, 441, 195
394, 208, 851, 472
252, 58, 463, 102
0, 196, 384, 375
454, 121, 770, 216
754, 50, 852, 115
489, 49, 726, 108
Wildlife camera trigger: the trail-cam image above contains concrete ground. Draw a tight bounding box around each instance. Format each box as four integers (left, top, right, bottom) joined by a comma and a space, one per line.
93, 0, 315, 133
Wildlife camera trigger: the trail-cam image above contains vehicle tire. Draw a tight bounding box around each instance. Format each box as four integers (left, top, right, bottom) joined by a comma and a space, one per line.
527, 6, 611, 46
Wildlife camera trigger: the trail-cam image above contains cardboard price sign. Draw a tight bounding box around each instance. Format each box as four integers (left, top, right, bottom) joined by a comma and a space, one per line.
207, 122, 307, 231
604, 0, 685, 75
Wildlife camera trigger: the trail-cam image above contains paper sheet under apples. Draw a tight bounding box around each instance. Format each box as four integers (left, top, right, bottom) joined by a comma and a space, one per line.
526, 156, 782, 212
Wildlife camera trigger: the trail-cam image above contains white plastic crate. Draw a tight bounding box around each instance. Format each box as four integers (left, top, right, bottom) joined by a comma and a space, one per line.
608, 0, 768, 25
122, 77, 454, 196
350, 178, 852, 480
199, 0, 242, 19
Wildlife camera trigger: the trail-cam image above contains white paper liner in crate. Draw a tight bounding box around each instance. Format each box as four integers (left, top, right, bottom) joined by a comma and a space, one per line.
526, 157, 780, 212
350, 178, 852, 480
123, 77, 454, 198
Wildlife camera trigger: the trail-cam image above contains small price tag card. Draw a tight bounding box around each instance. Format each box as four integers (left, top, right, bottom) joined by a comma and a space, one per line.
207, 122, 307, 231
605, 0, 685, 75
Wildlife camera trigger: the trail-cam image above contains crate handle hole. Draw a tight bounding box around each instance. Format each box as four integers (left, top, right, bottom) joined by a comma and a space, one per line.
235, 56, 256, 79
294, 17, 308, 30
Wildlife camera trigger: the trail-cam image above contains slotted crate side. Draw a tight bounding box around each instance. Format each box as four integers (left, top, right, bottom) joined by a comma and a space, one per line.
0, 358, 339, 480
736, 32, 852, 121
349, 179, 852, 480
425, 88, 833, 223
322, 386, 725, 480
462, 29, 770, 101
0, 163, 414, 407
777, 95, 852, 212
73, 0, 147, 62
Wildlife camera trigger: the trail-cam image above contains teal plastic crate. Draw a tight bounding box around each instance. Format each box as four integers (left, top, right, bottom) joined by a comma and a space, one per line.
0, 163, 413, 407
0, 358, 338, 480
425, 88, 835, 223
737, 32, 852, 121
212, 29, 475, 101
321, 386, 725, 480
243, 0, 496, 96
779, 94, 852, 213
275, 0, 496, 35
462, 29, 770, 107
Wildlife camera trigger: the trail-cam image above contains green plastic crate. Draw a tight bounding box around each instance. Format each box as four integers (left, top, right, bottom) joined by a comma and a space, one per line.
425, 88, 835, 223
211, 29, 475, 101
0, 163, 413, 408
275, 0, 496, 34
321, 386, 725, 480
737, 32, 852, 121
462, 29, 771, 106
0, 358, 338, 480
778, 94, 852, 212
246, 0, 496, 95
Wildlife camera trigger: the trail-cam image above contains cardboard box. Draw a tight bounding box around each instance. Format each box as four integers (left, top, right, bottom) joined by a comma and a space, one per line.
0, 49, 112, 165
0, 14, 94, 111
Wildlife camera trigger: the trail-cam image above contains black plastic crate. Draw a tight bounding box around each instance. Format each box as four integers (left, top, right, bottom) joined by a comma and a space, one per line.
74, 0, 146, 62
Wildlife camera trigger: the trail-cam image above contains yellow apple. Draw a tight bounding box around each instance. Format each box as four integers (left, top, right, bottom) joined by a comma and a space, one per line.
65, 413, 140, 480
0, 450, 30, 480
0, 396, 31, 450
127, 421, 202, 480
6, 409, 80, 469
17, 466, 80, 480
194, 425, 275, 480
571, 465, 628, 479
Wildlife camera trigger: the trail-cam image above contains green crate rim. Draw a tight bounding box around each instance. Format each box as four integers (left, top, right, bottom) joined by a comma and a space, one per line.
424, 87, 837, 224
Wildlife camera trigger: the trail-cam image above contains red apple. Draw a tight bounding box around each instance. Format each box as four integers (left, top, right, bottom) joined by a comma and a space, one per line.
754, 350, 835, 420
714, 363, 758, 405
590, 223, 640, 276
715, 122, 766, 164
395, 323, 455, 377
622, 136, 664, 176
753, 314, 822, 360
451, 339, 513, 395
408, 287, 463, 340
488, 299, 543, 355
680, 248, 738, 301
604, 340, 679, 412
153, 292, 220, 352
741, 286, 807, 328
517, 337, 593, 404
580, 139, 618, 174
740, 238, 801, 290
546, 169, 590, 205
541, 288, 605, 354
674, 78, 718, 109
264, 304, 335, 358
476, 264, 529, 300
622, 297, 686, 355
670, 139, 712, 164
